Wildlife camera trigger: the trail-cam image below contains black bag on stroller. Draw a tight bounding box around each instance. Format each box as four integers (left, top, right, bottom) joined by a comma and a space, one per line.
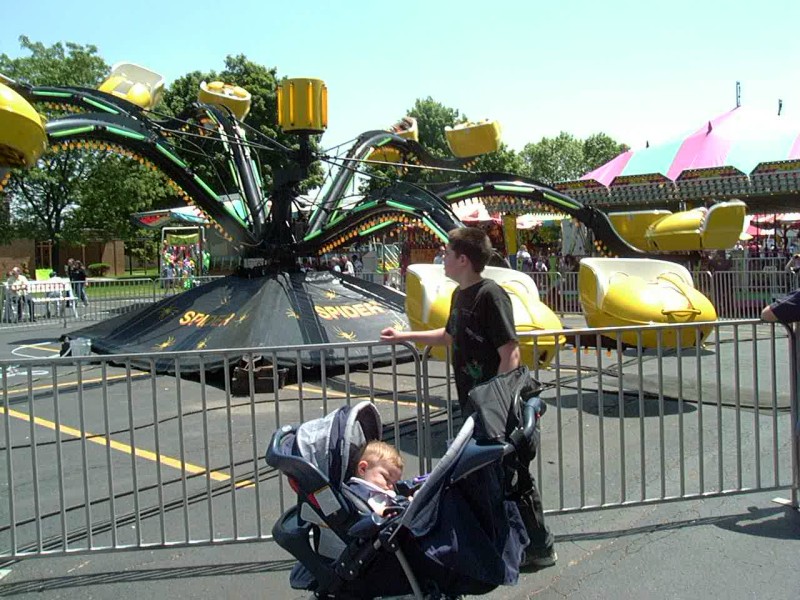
265, 369, 546, 599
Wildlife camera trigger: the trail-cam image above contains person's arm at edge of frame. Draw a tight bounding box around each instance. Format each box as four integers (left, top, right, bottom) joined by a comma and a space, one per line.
761, 304, 779, 322
497, 340, 520, 374
380, 327, 452, 347
761, 287, 800, 323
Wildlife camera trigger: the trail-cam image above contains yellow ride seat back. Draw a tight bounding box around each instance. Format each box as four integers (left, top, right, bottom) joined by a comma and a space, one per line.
445, 120, 502, 158
405, 264, 564, 366
701, 200, 747, 250
98, 63, 164, 110
0, 81, 47, 168
645, 208, 706, 251
579, 258, 717, 348
644, 201, 746, 251
198, 80, 252, 121
608, 210, 672, 251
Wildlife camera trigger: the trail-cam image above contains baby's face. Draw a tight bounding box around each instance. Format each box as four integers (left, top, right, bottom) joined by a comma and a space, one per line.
360, 460, 402, 491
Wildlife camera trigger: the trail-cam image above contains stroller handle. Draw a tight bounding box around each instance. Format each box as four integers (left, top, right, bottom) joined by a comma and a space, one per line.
522, 395, 546, 442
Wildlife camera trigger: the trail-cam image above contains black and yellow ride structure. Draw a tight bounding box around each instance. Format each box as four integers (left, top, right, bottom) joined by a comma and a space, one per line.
0, 63, 747, 368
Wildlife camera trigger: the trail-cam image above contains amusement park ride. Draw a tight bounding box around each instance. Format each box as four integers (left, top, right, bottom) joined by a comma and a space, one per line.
0, 63, 747, 371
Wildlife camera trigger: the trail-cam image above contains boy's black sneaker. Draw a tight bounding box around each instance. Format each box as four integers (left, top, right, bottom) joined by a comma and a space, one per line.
520, 547, 557, 571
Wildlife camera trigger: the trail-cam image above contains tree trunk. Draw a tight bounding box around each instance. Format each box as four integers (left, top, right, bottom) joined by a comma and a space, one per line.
52, 242, 61, 276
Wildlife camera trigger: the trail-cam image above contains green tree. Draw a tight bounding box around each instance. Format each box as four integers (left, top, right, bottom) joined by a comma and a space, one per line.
162, 54, 323, 196
404, 98, 522, 183
583, 133, 629, 173
0, 37, 110, 267
3, 148, 91, 245
65, 155, 173, 243
408, 97, 462, 158
519, 131, 628, 185
0, 35, 107, 87
519, 132, 585, 185
469, 143, 525, 175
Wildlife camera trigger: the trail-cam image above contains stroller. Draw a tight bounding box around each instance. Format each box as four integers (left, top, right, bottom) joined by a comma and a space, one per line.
266, 367, 546, 599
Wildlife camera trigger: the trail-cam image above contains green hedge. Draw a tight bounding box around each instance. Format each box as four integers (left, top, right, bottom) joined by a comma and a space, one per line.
87, 262, 111, 276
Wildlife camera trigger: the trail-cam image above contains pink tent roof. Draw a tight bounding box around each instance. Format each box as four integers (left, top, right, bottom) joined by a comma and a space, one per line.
581, 106, 800, 187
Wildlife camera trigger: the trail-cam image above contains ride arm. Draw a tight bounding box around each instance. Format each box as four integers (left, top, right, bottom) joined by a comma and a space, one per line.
298, 181, 463, 256
430, 172, 646, 258
43, 111, 257, 245
12, 81, 262, 245
189, 103, 267, 239
307, 130, 473, 237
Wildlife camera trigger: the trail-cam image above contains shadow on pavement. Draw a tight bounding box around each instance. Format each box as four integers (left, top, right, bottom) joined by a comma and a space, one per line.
546, 391, 696, 417
556, 504, 800, 544
0, 559, 296, 596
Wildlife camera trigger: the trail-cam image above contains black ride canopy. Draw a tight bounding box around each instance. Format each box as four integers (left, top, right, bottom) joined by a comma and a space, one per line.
76, 271, 410, 373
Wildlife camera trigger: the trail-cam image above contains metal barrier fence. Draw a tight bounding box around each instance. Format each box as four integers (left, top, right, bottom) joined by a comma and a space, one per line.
522, 271, 581, 316
0, 276, 224, 328
524, 268, 799, 319
696, 270, 800, 319
522, 321, 798, 513
357, 270, 404, 291
9, 265, 792, 328
0, 321, 798, 560
731, 256, 796, 273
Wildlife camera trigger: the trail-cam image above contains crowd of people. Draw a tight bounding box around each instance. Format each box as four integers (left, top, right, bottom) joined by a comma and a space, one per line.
514, 245, 580, 274
2, 259, 89, 322
299, 254, 364, 275
160, 242, 210, 288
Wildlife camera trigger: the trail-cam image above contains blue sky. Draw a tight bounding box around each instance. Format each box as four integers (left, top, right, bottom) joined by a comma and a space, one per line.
4, 0, 800, 153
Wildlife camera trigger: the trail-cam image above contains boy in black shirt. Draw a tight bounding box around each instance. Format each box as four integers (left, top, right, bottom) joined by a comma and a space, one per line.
382, 228, 519, 412
380, 227, 556, 570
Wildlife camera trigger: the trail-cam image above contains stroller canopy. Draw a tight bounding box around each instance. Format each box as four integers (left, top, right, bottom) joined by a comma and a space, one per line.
294, 401, 382, 485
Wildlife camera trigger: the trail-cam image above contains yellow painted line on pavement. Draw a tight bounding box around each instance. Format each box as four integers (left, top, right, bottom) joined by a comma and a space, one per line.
4, 372, 150, 398
0, 405, 254, 487
285, 383, 419, 408
18, 343, 61, 353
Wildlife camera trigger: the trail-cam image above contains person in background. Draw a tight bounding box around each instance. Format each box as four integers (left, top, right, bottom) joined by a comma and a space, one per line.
45, 270, 68, 318
785, 253, 800, 274
64, 258, 75, 278
379, 227, 555, 570
341, 255, 355, 276
517, 245, 532, 272
352, 254, 363, 276
6, 266, 35, 322
71, 261, 89, 307
433, 245, 446, 265
534, 256, 549, 273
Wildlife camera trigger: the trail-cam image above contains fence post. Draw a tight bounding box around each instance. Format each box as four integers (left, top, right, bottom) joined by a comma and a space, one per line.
792, 323, 800, 508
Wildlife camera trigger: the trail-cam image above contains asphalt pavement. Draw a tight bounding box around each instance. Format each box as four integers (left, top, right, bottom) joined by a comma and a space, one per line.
0, 320, 798, 599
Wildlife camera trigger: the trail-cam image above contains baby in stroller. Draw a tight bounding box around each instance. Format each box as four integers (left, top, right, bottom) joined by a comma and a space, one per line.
266, 366, 547, 599
347, 440, 409, 516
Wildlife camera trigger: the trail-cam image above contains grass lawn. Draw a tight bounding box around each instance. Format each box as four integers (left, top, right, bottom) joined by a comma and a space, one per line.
85, 277, 197, 299
114, 268, 160, 278
85, 279, 164, 299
